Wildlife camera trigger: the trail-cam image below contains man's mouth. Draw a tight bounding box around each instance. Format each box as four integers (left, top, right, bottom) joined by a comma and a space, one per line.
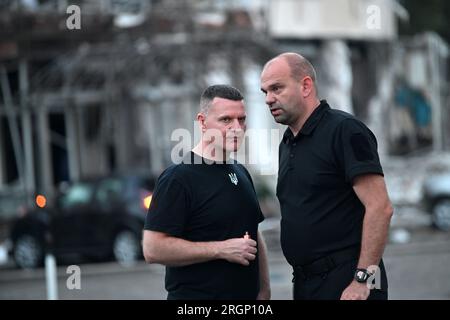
226, 135, 243, 141
270, 108, 282, 116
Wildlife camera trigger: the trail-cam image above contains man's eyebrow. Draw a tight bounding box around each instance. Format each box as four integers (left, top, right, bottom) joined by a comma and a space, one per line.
261, 82, 282, 93
269, 82, 282, 89
218, 114, 246, 119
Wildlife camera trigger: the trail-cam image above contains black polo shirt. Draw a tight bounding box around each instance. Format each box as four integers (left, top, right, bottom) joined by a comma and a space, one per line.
144, 152, 265, 300
277, 100, 384, 267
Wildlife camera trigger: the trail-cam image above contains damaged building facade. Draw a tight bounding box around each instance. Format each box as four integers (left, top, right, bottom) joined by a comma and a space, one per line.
0, 0, 449, 222
0, 0, 276, 219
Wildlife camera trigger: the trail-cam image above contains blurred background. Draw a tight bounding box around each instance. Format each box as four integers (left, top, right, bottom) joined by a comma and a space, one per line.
0, 0, 449, 299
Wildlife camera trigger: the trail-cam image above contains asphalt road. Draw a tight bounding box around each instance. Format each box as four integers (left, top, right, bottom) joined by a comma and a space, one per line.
0, 225, 449, 300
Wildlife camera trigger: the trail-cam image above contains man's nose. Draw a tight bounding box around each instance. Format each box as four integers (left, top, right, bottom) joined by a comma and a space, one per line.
265, 92, 275, 106
230, 119, 244, 131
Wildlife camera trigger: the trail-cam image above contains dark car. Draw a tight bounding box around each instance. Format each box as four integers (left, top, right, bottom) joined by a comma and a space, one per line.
422, 173, 450, 231
10, 174, 155, 269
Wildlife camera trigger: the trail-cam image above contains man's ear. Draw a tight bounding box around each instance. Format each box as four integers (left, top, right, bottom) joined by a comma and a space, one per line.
197, 113, 206, 132
301, 76, 314, 98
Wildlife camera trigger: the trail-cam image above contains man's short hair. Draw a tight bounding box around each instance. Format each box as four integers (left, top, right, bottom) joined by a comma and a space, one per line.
200, 84, 244, 114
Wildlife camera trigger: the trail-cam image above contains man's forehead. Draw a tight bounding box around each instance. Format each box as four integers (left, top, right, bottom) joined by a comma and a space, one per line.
210, 97, 243, 106
261, 58, 290, 82
209, 97, 245, 113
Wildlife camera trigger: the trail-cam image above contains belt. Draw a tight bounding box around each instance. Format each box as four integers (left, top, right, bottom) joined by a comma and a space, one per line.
293, 246, 360, 280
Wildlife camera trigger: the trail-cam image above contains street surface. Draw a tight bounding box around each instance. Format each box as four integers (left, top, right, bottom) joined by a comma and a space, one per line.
1, 219, 449, 300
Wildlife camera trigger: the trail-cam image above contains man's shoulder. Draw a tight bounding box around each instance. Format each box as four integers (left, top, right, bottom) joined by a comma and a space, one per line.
158, 163, 192, 185
229, 159, 249, 173
326, 107, 356, 123
325, 108, 369, 131
160, 154, 214, 182
324, 108, 379, 150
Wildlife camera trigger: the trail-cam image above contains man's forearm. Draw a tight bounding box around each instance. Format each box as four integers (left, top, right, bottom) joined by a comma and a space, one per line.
357, 207, 392, 269
144, 230, 258, 267
145, 235, 220, 267
257, 232, 270, 296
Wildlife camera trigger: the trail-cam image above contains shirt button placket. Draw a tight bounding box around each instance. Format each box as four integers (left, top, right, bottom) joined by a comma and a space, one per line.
288, 141, 295, 170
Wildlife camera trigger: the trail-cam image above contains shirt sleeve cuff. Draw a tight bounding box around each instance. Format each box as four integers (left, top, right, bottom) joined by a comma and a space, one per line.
144, 224, 183, 237
347, 164, 384, 184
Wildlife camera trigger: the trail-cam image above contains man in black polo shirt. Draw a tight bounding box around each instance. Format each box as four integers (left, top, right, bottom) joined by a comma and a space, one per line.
142, 85, 270, 300
260, 53, 393, 300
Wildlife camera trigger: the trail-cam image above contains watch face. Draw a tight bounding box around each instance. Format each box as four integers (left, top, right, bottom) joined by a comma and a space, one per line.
355, 269, 369, 282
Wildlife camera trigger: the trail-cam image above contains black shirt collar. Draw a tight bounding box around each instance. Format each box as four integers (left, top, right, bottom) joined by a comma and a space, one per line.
183, 151, 237, 165
282, 100, 330, 143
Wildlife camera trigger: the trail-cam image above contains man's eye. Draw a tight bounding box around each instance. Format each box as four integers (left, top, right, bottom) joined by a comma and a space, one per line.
222, 118, 231, 123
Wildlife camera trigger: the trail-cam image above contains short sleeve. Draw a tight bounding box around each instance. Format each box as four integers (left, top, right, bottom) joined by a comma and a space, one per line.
333, 118, 384, 184
144, 167, 190, 237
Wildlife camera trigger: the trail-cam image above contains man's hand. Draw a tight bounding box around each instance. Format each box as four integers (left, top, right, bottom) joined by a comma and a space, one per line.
218, 238, 257, 266
340, 280, 370, 300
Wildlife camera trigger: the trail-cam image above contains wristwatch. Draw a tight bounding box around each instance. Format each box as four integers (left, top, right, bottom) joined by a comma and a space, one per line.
354, 268, 372, 283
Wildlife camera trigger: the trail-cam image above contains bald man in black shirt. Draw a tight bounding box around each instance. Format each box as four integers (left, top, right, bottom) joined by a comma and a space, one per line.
261, 53, 392, 300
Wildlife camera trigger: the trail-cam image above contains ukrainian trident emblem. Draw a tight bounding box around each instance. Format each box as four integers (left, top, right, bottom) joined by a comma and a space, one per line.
228, 173, 238, 185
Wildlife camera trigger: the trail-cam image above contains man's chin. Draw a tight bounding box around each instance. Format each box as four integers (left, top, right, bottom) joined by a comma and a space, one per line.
225, 142, 241, 153
273, 115, 288, 125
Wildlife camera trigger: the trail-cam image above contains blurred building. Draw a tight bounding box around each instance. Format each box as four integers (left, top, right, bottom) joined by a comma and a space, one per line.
267, 0, 448, 153
0, 0, 449, 223
0, 0, 277, 220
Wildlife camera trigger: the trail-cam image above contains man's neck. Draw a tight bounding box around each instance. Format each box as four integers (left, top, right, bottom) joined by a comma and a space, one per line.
289, 99, 321, 136
192, 143, 229, 162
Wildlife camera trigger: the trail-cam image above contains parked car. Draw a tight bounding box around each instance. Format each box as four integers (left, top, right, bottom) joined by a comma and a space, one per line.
9, 174, 155, 269
422, 173, 450, 231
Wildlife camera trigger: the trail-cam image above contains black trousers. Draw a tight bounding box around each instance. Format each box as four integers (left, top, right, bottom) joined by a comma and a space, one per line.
293, 258, 388, 300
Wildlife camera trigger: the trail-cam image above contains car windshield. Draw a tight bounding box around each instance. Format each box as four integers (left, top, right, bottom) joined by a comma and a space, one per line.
96, 178, 123, 206
59, 183, 94, 209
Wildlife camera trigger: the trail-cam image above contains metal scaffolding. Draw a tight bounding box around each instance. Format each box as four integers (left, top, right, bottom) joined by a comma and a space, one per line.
0, 0, 276, 207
